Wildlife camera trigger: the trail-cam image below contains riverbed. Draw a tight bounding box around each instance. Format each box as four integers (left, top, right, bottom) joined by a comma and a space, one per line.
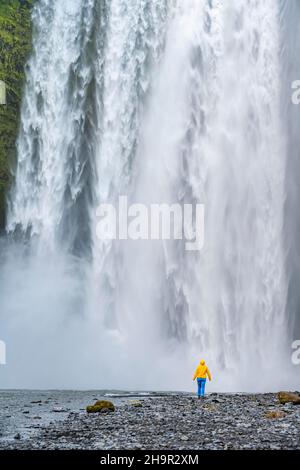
0, 391, 299, 450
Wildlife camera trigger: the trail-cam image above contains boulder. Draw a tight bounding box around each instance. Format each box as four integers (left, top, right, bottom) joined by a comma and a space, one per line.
278, 391, 300, 405
86, 400, 115, 413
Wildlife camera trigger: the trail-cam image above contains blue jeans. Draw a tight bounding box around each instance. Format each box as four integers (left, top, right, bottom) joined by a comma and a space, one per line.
197, 378, 206, 397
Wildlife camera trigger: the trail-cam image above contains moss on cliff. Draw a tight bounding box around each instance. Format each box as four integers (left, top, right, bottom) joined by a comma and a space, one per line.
0, 0, 34, 228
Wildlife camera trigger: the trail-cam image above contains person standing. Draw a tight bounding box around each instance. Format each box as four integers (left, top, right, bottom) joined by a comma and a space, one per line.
193, 359, 211, 398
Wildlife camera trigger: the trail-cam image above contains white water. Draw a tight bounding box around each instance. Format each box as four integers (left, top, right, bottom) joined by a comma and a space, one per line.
0, 0, 298, 390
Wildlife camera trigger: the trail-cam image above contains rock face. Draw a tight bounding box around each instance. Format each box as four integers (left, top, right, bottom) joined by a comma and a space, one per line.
0, 0, 34, 228
278, 391, 300, 405
86, 400, 115, 413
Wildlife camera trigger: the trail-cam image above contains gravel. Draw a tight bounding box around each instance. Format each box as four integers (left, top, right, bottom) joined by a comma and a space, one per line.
1, 392, 299, 450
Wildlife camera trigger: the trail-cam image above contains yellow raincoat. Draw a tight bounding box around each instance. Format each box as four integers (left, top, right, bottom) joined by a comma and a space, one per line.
193, 360, 212, 381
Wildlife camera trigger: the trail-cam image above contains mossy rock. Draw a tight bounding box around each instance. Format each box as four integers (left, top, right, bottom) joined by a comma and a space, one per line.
265, 410, 286, 419
86, 400, 115, 413
278, 391, 300, 405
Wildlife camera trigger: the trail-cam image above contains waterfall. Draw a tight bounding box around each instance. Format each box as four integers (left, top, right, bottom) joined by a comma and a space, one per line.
0, 0, 298, 390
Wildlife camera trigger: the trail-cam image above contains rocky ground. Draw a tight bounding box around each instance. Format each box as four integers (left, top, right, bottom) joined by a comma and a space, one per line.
0, 392, 299, 450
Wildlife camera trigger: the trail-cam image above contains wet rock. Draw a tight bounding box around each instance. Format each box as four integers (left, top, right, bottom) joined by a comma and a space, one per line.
14, 433, 21, 440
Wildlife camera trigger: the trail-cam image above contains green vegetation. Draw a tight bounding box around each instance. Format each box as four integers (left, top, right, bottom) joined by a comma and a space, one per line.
0, 0, 34, 228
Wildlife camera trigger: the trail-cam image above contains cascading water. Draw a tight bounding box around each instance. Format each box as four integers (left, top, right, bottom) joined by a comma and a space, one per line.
0, 0, 298, 390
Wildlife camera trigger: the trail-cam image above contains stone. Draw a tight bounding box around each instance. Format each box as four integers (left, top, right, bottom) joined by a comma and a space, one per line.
130, 400, 142, 408
278, 392, 300, 405
86, 400, 115, 413
203, 404, 217, 411
265, 410, 286, 419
